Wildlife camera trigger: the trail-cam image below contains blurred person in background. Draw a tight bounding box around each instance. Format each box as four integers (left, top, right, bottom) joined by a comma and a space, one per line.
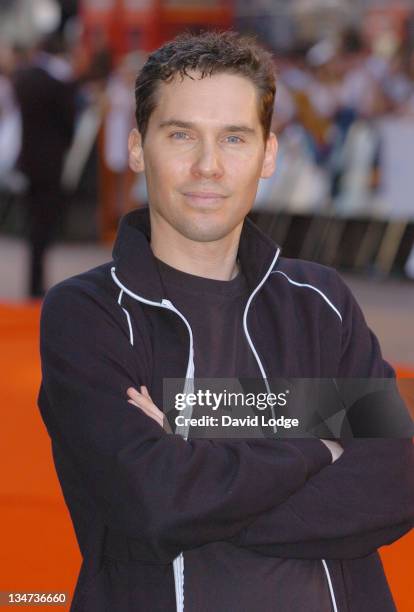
12, 31, 77, 297
403, 49, 414, 116
336, 29, 382, 123
103, 51, 148, 219
381, 46, 414, 114
303, 39, 341, 165
328, 29, 384, 202
0, 44, 23, 203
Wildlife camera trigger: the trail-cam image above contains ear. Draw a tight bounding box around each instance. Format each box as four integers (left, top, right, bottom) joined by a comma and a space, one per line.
128, 128, 145, 173
260, 132, 278, 179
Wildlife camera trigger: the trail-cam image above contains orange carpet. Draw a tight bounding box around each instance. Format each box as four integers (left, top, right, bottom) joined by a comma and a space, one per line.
0, 302, 413, 610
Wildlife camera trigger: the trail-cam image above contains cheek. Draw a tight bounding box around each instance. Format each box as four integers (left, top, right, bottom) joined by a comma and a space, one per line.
148, 152, 189, 189
226, 145, 263, 169
228, 154, 263, 186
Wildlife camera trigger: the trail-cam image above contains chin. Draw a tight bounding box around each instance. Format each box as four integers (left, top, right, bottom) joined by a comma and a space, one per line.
177, 216, 239, 243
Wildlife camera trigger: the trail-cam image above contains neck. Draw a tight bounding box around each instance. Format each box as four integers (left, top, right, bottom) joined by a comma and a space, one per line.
149, 212, 242, 281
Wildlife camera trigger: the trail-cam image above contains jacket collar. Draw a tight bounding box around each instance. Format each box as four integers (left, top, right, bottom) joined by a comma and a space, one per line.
112, 207, 281, 302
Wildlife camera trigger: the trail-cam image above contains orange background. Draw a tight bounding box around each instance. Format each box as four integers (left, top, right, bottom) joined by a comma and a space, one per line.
0, 303, 412, 610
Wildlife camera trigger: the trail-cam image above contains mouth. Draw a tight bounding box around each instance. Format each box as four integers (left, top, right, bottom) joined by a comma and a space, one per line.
182, 192, 228, 206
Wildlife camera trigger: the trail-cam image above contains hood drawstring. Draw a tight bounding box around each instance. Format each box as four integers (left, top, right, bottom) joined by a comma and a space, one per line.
117, 289, 134, 346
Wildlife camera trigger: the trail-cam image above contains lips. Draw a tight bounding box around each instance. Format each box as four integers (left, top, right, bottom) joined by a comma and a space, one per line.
183, 192, 227, 199
182, 192, 228, 209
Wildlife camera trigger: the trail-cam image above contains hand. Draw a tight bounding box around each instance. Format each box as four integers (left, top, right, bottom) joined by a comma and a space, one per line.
127, 386, 172, 432
320, 439, 344, 463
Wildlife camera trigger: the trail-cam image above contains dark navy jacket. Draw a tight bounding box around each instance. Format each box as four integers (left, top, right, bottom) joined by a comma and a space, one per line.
38, 208, 414, 611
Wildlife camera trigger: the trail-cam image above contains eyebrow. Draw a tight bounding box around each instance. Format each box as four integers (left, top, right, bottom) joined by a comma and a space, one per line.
158, 119, 256, 135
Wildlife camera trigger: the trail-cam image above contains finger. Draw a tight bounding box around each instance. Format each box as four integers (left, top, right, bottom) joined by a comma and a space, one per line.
132, 392, 157, 413
126, 387, 164, 425
140, 385, 151, 399
129, 398, 163, 427
127, 387, 161, 415
127, 386, 151, 401
128, 397, 150, 415
127, 387, 141, 401
127, 388, 154, 410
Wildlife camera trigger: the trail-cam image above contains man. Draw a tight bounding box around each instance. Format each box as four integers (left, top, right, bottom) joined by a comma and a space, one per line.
38, 31, 413, 611
13, 33, 76, 297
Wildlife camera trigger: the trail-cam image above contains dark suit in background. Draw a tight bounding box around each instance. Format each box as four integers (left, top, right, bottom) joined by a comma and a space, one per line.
13, 54, 76, 297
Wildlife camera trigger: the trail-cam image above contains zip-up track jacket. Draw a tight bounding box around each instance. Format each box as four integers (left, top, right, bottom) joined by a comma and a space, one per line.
38, 208, 414, 612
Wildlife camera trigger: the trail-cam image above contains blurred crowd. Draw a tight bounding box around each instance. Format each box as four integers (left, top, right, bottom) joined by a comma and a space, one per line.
1, 23, 414, 295
0, 29, 145, 295
258, 29, 414, 215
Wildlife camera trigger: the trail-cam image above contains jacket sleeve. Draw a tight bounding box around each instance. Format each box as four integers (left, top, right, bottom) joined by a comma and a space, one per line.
234, 271, 414, 559
38, 279, 332, 564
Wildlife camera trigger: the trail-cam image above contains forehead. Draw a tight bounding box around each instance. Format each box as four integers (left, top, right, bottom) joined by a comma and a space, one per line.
150, 71, 260, 129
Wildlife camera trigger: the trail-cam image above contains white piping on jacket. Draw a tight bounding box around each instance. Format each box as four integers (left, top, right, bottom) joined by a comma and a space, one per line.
242, 248, 281, 432
111, 268, 194, 384
117, 289, 134, 346
322, 560, 339, 612
271, 270, 343, 322
270, 269, 340, 612
111, 263, 340, 612
111, 267, 191, 612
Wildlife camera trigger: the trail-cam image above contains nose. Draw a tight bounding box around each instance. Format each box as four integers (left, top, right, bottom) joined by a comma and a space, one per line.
190, 140, 224, 179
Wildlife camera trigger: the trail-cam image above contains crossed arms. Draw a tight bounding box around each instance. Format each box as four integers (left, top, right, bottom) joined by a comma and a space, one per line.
126, 386, 413, 560
39, 281, 414, 564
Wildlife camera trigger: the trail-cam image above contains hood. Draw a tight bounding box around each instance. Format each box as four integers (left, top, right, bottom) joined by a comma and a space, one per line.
112, 207, 281, 301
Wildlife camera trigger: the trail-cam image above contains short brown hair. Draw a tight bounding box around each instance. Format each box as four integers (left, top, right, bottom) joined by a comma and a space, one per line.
134, 30, 276, 144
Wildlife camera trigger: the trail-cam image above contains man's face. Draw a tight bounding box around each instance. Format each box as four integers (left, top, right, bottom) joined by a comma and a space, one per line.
129, 70, 277, 243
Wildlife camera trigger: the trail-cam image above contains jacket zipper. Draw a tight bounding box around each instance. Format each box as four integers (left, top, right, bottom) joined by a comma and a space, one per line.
110, 263, 339, 612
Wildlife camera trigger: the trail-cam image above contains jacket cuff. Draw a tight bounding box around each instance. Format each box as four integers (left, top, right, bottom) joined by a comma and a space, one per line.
284, 439, 332, 477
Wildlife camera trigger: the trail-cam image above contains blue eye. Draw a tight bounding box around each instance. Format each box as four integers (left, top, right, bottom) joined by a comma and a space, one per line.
171, 132, 190, 140
226, 135, 243, 144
